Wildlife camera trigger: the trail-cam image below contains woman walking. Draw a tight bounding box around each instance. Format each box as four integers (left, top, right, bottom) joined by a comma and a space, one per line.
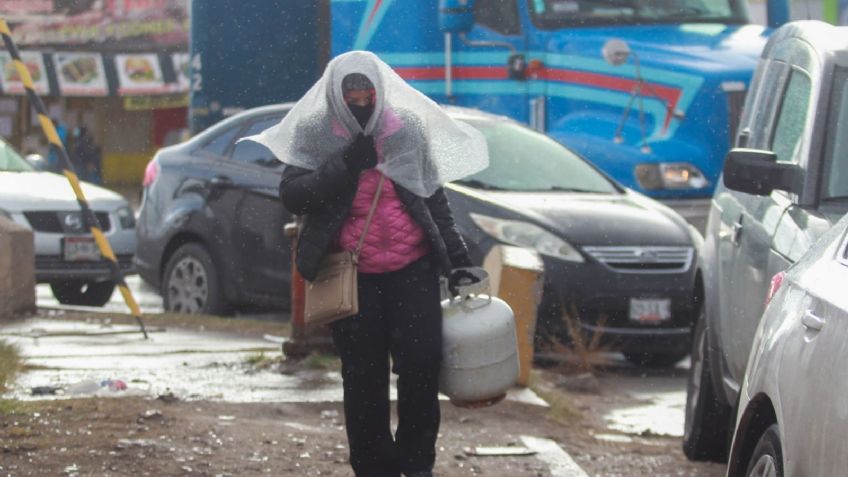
247, 51, 488, 477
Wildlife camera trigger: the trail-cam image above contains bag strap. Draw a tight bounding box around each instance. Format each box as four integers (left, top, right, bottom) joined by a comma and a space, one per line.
354, 174, 386, 257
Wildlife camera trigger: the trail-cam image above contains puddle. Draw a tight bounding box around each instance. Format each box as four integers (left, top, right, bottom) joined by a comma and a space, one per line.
603, 389, 685, 438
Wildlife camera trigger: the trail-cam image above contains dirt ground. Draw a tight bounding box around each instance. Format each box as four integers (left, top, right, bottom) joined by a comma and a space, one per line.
0, 312, 726, 476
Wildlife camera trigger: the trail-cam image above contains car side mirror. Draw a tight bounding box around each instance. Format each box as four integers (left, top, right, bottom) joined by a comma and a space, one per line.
723, 148, 800, 196
25, 153, 48, 171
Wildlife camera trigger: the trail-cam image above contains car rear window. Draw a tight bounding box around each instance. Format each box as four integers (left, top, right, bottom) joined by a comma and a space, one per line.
197, 125, 240, 159
459, 119, 618, 193
0, 140, 33, 172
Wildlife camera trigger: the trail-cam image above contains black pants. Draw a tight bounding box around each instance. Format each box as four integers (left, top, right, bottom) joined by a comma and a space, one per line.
330, 258, 443, 477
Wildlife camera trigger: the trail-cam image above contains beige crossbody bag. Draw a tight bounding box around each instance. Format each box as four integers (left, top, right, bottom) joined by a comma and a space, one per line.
304, 175, 385, 326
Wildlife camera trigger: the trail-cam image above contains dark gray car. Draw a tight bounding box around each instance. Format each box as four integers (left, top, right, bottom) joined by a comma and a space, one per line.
684, 20, 848, 462
136, 105, 701, 365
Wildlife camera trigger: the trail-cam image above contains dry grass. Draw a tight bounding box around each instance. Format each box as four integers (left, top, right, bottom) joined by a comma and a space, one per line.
528, 370, 580, 425
0, 340, 22, 394
537, 299, 614, 374
301, 351, 341, 371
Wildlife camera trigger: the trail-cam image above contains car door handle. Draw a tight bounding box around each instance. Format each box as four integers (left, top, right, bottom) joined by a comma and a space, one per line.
802, 310, 826, 332
210, 175, 234, 188
731, 217, 743, 246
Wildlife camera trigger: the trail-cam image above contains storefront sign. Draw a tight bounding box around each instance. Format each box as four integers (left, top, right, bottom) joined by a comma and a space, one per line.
54, 52, 109, 96
123, 94, 189, 111
0, 51, 49, 95
0, 1, 53, 17
115, 53, 168, 95
172, 52, 190, 93
7, 0, 188, 48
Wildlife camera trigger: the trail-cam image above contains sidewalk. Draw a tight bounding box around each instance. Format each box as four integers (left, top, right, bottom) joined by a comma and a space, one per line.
0, 310, 724, 476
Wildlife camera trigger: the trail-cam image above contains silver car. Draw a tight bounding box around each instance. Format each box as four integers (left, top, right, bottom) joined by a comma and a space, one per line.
0, 138, 136, 306
684, 21, 848, 462
726, 213, 848, 476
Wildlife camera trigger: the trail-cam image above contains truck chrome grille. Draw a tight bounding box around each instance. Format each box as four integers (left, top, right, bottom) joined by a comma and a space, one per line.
582, 246, 694, 274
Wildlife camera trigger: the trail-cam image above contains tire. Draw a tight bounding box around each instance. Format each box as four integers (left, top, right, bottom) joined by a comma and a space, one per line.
623, 350, 688, 368
162, 243, 227, 315
682, 306, 732, 461
745, 424, 783, 477
50, 280, 115, 307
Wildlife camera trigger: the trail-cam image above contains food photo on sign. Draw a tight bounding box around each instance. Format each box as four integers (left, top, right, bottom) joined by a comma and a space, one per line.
115, 53, 168, 95
55, 52, 108, 96
0, 51, 49, 95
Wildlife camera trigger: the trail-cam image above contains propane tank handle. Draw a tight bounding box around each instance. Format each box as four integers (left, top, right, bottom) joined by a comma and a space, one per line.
444, 267, 492, 309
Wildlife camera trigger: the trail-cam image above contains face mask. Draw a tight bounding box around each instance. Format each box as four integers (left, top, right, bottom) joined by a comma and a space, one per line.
348, 103, 374, 129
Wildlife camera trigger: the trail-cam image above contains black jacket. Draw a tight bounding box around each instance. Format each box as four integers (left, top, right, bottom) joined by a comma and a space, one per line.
279, 156, 472, 282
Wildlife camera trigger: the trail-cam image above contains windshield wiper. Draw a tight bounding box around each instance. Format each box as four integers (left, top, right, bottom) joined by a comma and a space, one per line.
546, 186, 606, 193
454, 179, 506, 191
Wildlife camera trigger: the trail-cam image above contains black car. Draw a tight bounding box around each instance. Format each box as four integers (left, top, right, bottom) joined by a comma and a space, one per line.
136, 105, 702, 365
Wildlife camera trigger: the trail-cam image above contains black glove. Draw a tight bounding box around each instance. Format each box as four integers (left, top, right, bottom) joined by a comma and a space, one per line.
343, 133, 377, 175
449, 269, 481, 297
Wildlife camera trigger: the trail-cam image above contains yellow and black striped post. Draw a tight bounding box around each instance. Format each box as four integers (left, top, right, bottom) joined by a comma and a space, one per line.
0, 17, 148, 338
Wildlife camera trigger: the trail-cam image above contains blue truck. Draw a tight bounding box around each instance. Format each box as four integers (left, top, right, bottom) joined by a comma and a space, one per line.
190, 0, 791, 229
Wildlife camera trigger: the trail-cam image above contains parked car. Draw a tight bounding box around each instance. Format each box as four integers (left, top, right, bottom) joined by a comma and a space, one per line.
136, 105, 702, 366
726, 213, 848, 476
684, 20, 848, 462
0, 138, 136, 306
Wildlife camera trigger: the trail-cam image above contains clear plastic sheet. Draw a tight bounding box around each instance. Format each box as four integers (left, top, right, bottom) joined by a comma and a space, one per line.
244, 51, 489, 197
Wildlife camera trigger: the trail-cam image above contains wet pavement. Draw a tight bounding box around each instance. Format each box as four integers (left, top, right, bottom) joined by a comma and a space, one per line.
600, 366, 689, 438
36, 275, 288, 321
0, 315, 708, 476
0, 317, 546, 408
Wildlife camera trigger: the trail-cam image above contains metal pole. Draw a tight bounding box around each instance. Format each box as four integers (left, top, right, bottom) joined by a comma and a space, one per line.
0, 17, 148, 339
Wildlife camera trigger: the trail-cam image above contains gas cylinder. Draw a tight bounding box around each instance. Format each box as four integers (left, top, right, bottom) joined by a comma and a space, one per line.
439, 268, 519, 407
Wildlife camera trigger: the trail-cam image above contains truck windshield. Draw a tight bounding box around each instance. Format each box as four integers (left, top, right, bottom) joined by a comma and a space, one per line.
529, 0, 748, 27
457, 118, 618, 193
0, 139, 34, 172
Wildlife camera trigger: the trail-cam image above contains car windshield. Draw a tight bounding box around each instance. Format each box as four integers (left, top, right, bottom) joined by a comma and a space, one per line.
529, 0, 748, 27
823, 68, 848, 201
0, 139, 34, 172
457, 118, 618, 193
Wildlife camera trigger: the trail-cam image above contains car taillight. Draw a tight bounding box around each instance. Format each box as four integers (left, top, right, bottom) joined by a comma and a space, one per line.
765, 271, 786, 305
142, 158, 160, 188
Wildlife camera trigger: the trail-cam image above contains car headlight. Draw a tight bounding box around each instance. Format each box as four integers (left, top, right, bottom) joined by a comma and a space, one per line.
635, 163, 709, 190
470, 213, 584, 262
116, 206, 136, 229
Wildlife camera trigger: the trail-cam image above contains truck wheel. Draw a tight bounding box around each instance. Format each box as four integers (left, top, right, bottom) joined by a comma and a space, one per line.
683, 306, 731, 462
623, 350, 688, 368
745, 424, 783, 477
162, 243, 227, 315
50, 280, 115, 307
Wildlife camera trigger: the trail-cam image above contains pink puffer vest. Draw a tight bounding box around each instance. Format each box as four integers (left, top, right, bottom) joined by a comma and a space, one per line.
335, 110, 430, 273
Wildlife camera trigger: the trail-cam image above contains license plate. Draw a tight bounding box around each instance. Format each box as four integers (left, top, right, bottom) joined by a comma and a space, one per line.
629, 298, 671, 323
63, 236, 100, 261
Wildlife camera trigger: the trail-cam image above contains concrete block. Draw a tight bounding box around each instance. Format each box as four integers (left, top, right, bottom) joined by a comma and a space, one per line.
0, 216, 36, 319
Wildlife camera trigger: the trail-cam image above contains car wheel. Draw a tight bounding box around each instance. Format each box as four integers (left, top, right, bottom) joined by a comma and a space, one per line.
162, 243, 227, 315
683, 306, 731, 461
50, 280, 115, 307
745, 424, 783, 477
622, 350, 688, 368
